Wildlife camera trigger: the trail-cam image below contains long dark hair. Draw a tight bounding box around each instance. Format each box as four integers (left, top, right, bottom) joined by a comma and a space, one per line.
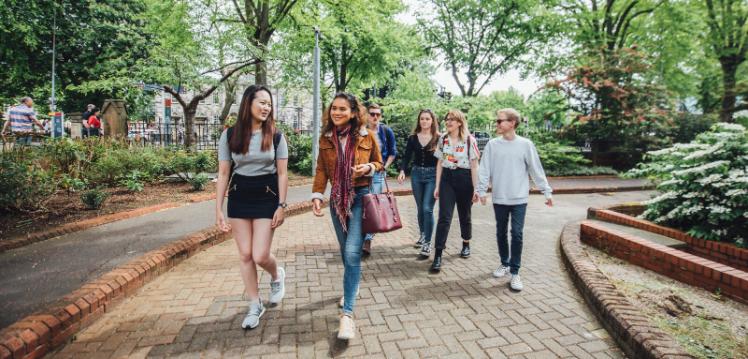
229, 85, 275, 154
322, 92, 368, 135
412, 109, 439, 150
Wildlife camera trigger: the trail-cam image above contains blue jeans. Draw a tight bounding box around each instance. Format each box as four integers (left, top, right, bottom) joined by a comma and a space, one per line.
410, 166, 436, 243
364, 171, 385, 242
493, 204, 528, 275
330, 186, 369, 315
14, 135, 32, 146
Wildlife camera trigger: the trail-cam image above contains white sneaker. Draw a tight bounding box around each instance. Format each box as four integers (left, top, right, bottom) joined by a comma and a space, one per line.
241, 300, 266, 329
269, 267, 286, 304
338, 287, 360, 308
510, 274, 523, 291
493, 265, 510, 278
337, 314, 356, 340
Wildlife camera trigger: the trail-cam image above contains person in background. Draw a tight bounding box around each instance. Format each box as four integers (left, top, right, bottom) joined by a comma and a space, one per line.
1, 97, 45, 146
477, 108, 553, 292
81, 104, 95, 138
397, 109, 440, 259
87, 110, 102, 137
429, 110, 480, 273
362, 103, 396, 257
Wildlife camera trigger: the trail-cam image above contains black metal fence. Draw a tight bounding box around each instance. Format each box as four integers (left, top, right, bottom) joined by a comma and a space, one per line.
127, 120, 224, 151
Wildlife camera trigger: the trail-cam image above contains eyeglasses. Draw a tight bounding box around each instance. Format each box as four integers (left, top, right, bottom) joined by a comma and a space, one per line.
496, 118, 512, 124
368, 112, 381, 117
445, 117, 457, 122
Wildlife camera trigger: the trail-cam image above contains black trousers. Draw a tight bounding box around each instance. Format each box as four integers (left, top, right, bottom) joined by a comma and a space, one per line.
434, 168, 473, 250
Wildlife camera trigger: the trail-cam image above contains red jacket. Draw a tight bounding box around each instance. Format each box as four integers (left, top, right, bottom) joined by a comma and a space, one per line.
88, 116, 101, 129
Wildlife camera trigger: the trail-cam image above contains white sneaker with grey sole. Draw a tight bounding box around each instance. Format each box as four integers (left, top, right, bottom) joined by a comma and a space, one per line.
493, 265, 510, 278
269, 267, 285, 305
241, 300, 266, 329
510, 274, 523, 291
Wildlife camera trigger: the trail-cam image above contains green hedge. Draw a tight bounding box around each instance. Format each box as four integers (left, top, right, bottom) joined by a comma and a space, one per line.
0, 137, 217, 212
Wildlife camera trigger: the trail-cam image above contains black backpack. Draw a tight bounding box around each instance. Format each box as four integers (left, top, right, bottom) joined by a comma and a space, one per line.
226, 127, 282, 176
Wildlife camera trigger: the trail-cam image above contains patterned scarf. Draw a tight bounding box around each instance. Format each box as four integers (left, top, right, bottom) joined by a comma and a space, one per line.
330, 124, 357, 232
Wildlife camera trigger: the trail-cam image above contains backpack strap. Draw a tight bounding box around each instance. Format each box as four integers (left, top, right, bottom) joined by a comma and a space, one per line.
273, 131, 281, 161
227, 127, 236, 177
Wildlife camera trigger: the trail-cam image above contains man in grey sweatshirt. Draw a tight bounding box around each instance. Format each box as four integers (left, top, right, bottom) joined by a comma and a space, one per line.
476, 108, 553, 291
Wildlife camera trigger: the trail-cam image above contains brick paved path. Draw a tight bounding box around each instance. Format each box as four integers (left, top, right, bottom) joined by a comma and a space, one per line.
50, 191, 651, 359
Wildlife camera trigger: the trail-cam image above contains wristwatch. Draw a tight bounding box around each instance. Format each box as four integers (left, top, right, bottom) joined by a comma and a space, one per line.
278, 202, 288, 209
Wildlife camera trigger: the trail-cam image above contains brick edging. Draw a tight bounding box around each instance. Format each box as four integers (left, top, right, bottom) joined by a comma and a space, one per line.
589, 208, 748, 272
559, 221, 693, 359
0, 199, 322, 359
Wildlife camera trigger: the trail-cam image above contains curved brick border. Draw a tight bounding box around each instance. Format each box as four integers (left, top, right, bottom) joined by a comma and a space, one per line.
559, 221, 693, 359
0, 198, 326, 359
589, 207, 748, 272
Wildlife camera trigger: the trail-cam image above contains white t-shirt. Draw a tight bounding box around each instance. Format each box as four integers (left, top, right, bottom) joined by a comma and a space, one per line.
434, 134, 480, 169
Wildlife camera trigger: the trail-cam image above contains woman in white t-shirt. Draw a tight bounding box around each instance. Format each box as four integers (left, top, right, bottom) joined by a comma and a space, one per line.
429, 109, 480, 273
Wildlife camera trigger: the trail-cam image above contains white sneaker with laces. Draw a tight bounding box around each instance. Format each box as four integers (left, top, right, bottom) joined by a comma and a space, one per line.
241, 300, 266, 329
510, 274, 523, 291
269, 267, 285, 304
493, 265, 510, 278
337, 314, 356, 340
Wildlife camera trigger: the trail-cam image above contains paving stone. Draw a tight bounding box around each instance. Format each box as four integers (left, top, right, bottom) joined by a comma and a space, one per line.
48, 193, 650, 358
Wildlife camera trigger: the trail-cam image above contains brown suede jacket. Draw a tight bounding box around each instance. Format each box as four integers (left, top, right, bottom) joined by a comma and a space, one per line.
311, 126, 384, 199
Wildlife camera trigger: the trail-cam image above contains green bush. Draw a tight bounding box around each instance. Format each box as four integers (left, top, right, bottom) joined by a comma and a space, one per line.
0, 151, 58, 212
80, 188, 109, 210
120, 171, 145, 192
187, 173, 209, 191
535, 138, 618, 177
277, 123, 313, 176
626, 123, 748, 246
168, 150, 217, 181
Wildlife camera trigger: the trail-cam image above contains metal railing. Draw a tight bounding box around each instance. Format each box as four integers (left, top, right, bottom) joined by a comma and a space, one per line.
127, 120, 224, 151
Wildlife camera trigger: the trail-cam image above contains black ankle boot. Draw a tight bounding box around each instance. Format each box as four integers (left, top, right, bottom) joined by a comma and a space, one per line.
460, 243, 471, 258
430, 255, 442, 273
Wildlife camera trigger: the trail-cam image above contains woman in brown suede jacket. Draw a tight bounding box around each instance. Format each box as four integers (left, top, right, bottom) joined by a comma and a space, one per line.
310, 92, 382, 340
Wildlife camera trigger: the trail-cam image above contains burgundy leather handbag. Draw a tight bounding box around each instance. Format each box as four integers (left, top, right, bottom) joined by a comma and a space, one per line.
361, 176, 402, 233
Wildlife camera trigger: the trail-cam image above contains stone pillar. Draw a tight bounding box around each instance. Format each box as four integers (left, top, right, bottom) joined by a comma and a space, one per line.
68, 112, 84, 139
101, 100, 128, 138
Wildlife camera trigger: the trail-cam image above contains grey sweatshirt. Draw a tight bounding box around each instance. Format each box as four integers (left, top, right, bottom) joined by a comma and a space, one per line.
476, 135, 552, 205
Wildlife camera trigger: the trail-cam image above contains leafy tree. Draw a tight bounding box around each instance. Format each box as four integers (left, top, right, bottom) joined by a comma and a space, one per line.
416, 0, 560, 97
549, 48, 674, 168
0, 0, 150, 111
281, 0, 421, 93
700, 0, 748, 122
139, 0, 256, 148
229, 0, 302, 85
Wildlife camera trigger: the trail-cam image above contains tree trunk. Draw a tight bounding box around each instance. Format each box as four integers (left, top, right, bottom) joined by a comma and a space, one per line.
255, 60, 267, 85
184, 105, 198, 150
719, 57, 739, 123
219, 77, 238, 124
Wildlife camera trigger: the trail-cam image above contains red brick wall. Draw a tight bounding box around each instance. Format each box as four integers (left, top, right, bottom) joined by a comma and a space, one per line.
580, 221, 748, 305
592, 209, 748, 272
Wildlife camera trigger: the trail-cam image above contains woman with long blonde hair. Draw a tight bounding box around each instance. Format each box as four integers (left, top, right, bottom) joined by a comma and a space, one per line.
397, 109, 440, 259
429, 109, 480, 273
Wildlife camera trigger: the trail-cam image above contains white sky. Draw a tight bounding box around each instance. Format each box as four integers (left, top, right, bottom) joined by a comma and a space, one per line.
395, 0, 543, 98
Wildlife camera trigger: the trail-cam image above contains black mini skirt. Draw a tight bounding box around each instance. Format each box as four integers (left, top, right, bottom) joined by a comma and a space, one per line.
227, 173, 279, 219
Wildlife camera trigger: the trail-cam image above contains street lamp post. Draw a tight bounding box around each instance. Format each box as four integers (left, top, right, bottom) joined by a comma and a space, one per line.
312, 27, 321, 174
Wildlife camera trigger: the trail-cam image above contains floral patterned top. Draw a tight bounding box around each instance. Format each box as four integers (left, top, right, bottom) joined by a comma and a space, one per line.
434, 134, 480, 170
